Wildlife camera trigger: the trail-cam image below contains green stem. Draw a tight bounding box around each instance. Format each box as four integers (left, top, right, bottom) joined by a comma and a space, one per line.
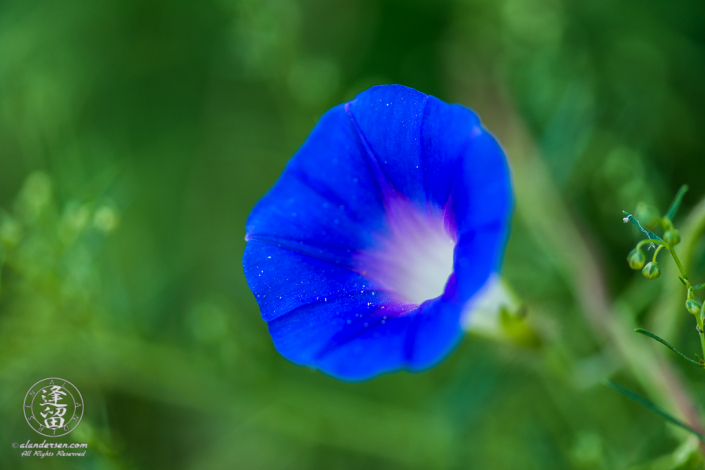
637, 239, 667, 251
667, 246, 689, 284
649, 196, 705, 341
648, 220, 705, 363
653, 245, 667, 264
696, 305, 705, 363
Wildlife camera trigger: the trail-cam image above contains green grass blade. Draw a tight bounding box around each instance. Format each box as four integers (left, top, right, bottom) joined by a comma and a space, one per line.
634, 328, 703, 367
623, 212, 665, 242
604, 380, 705, 442
665, 185, 689, 221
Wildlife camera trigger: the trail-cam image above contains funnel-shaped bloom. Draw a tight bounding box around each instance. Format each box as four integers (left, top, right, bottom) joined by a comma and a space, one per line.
243, 85, 512, 380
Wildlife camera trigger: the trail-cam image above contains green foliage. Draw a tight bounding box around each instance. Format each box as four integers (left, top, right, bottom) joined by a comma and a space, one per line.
623, 186, 705, 371
604, 380, 705, 442
634, 329, 702, 368
666, 186, 690, 222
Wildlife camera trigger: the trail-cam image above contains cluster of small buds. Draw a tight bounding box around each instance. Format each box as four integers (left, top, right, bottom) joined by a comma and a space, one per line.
625, 199, 684, 281
624, 186, 705, 370
627, 244, 665, 279
626, 246, 662, 280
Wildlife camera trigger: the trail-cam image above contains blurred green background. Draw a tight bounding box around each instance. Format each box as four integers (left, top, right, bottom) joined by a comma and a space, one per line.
1, 0, 705, 468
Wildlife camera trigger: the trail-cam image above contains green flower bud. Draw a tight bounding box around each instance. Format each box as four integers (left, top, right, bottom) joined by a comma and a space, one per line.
635, 203, 660, 229
664, 229, 681, 246
686, 299, 702, 315
627, 248, 646, 269
642, 262, 661, 280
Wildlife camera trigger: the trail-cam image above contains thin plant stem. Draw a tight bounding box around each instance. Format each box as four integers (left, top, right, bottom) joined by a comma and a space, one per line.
667, 246, 689, 283
634, 328, 703, 367
650, 196, 705, 340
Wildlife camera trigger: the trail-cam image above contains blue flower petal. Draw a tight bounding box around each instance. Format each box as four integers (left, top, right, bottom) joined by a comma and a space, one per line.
347, 85, 430, 203
453, 224, 509, 301
269, 293, 464, 381
243, 84, 513, 381
420, 95, 482, 208
452, 130, 513, 235
246, 104, 386, 252
270, 297, 417, 381
243, 240, 384, 322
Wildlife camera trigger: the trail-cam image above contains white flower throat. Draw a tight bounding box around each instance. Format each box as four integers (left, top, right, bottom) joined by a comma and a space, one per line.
355, 199, 456, 305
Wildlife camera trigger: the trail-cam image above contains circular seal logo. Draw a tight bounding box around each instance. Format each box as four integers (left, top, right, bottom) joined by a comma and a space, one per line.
23, 378, 83, 437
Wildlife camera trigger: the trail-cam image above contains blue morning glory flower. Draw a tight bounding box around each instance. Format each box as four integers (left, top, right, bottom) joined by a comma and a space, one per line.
243, 85, 512, 381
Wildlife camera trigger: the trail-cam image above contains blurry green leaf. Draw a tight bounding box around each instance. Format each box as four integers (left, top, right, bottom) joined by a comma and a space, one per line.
604, 380, 705, 442
665, 185, 689, 221
623, 211, 664, 242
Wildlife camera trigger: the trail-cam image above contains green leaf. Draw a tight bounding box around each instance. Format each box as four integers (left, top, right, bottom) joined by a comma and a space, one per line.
665, 185, 689, 221
634, 328, 703, 367
603, 380, 705, 442
680, 277, 688, 286
693, 283, 705, 291
623, 212, 665, 242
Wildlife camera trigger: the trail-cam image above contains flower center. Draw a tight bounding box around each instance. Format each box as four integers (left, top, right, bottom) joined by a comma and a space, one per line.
355, 199, 456, 305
